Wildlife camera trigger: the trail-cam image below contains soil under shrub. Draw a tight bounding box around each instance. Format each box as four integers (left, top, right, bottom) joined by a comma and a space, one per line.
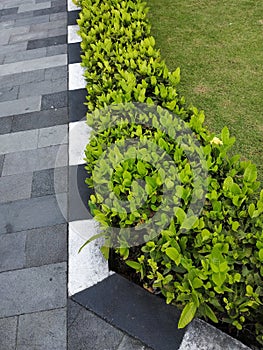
109, 247, 260, 350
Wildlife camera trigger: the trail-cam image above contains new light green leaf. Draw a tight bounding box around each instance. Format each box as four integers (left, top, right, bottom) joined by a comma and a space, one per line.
165, 247, 181, 265
178, 302, 197, 329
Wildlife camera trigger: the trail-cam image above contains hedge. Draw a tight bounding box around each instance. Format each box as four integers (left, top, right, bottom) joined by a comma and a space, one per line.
74, 0, 263, 346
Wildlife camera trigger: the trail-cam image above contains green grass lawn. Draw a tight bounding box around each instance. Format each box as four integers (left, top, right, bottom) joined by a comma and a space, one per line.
148, 0, 263, 181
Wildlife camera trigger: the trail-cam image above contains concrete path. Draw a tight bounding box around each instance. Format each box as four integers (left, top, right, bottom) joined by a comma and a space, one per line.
0, 0, 150, 349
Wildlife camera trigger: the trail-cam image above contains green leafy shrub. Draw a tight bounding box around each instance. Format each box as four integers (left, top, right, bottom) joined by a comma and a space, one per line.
75, 0, 263, 346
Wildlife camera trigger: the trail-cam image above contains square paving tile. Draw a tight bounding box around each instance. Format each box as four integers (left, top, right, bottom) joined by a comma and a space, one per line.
0, 316, 18, 350
0, 262, 67, 317
25, 223, 67, 267
17, 308, 66, 350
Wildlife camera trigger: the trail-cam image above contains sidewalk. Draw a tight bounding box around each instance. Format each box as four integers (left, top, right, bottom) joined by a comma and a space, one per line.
0, 0, 150, 349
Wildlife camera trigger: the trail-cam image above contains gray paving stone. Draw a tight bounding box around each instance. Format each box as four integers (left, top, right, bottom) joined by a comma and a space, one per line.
68, 303, 124, 350
33, 4, 66, 17
0, 173, 33, 203
0, 70, 45, 89
0, 31, 10, 45
49, 11, 67, 21
47, 27, 66, 37
0, 11, 34, 22
18, 1, 51, 13
0, 42, 27, 55
14, 14, 49, 26
0, 262, 67, 317
41, 90, 67, 110
67, 299, 81, 328
0, 116, 12, 135
0, 7, 18, 16
38, 124, 68, 148
46, 43, 67, 56
0, 231, 26, 272
19, 78, 67, 98
3, 0, 35, 7
0, 54, 67, 76
0, 316, 18, 350
0, 86, 19, 102
0, 96, 41, 118
25, 223, 67, 267
0, 155, 4, 176
0, 55, 5, 65
4, 47, 47, 64
2, 0, 32, 8
30, 18, 66, 32
9, 30, 51, 44
2, 144, 68, 175
0, 193, 67, 234
16, 308, 66, 350
11, 107, 68, 132
27, 34, 67, 50
0, 129, 38, 154
44, 65, 67, 81
1, 24, 30, 41
0, 20, 15, 30
31, 166, 67, 197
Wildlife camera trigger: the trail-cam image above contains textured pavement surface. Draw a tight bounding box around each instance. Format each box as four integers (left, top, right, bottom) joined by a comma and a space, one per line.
0, 0, 152, 348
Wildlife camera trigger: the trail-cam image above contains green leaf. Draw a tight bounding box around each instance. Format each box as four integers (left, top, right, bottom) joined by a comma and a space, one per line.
78, 231, 106, 253
181, 216, 198, 230
165, 247, 181, 265
221, 126, 229, 144
223, 176, 233, 191
259, 249, 263, 262
100, 245, 110, 260
212, 272, 226, 287
174, 207, 186, 224
178, 302, 197, 328
201, 229, 211, 241
203, 304, 218, 323
244, 164, 257, 183
126, 261, 141, 270
192, 277, 203, 289
137, 161, 147, 176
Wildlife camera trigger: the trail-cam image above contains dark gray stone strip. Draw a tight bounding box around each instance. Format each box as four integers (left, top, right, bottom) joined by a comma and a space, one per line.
68, 10, 79, 26
69, 89, 87, 122
33, 4, 67, 17
27, 34, 67, 50
0, 7, 18, 17
41, 90, 68, 110
11, 107, 68, 133
69, 164, 93, 222
31, 167, 68, 198
68, 42, 81, 64
72, 274, 185, 350
0, 116, 12, 135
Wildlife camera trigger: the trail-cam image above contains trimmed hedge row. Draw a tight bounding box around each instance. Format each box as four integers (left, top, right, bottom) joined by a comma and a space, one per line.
75, 0, 263, 346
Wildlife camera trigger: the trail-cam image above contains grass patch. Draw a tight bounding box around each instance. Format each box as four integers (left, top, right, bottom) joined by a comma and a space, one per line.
148, 0, 263, 181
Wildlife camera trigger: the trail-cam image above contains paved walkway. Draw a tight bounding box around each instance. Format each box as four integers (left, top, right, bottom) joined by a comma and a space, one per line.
0, 0, 151, 349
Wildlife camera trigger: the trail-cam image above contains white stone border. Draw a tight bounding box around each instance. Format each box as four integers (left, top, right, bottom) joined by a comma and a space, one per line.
67, 0, 80, 11
67, 25, 81, 44
68, 63, 86, 90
